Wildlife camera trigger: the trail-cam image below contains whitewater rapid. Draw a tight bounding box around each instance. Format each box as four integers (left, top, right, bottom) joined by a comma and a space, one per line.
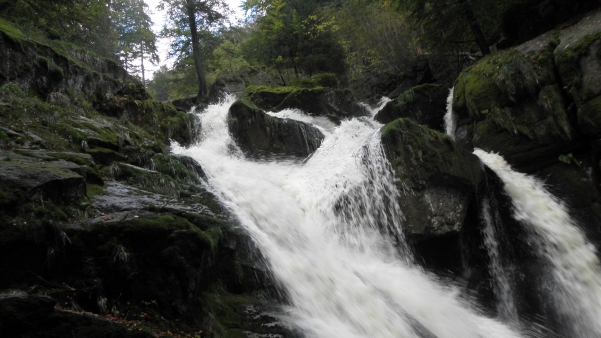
172, 97, 525, 338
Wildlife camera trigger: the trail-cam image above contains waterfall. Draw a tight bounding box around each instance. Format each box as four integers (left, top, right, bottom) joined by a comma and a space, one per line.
474, 149, 601, 338
444, 87, 457, 140
480, 197, 519, 323
172, 97, 525, 338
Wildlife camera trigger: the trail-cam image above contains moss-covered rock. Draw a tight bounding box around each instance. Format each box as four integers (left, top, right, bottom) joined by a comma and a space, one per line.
374, 84, 449, 130
453, 39, 583, 167
555, 27, 601, 136
87, 147, 127, 165
381, 118, 482, 240
228, 99, 324, 159
0, 150, 85, 205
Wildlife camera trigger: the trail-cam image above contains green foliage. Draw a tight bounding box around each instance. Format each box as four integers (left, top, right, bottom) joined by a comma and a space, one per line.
0, 82, 25, 97
323, 0, 417, 81
392, 0, 520, 55
112, 0, 160, 82
243, 0, 346, 81
559, 153, 581, 166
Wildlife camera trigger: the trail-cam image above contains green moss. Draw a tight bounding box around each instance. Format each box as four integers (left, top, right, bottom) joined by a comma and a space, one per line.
0, 82, 25, 97
36, 55, 64, 79
555, 32, 601, 92
86, 184, 104, 197
0, 17, 26, 46
291, 73, 338, 88
46, 153, 85, 165
382, 118, 458, 188
150, 154, 202, 184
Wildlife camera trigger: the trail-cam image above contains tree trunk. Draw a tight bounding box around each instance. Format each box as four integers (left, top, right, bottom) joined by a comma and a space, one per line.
140, 42, 146, 87
186, 0, 208, 102
460, 0, 490, 56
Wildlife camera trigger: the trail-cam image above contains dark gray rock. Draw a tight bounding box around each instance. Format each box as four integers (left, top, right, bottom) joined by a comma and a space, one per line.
248, 87, 368, 123
381, 118, 482, 240
0, 150, 85, 205
228, 99, 325, 159
375, 84, 449, 130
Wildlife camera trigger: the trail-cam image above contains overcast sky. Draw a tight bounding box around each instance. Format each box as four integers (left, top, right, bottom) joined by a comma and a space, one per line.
141, 0, 245, 79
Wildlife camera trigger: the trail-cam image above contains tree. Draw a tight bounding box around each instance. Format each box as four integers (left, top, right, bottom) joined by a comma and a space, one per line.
243, 0, 346, 81
159, 0, 229, 102
113, 0, 159, 85
393, 0, 520, 56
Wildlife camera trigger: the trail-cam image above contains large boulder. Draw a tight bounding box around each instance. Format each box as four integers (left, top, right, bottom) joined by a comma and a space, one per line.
374, 84, 449, 130
247, 85, 368, 123
0, 150, 85, 205
452, 42, 584, 168
381, 118, 482, 241
228, 99, 324, 159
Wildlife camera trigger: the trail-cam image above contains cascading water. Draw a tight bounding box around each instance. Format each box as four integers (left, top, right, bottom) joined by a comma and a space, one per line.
480, 197, 519, 323
173, 96, 526, 338
443, 87, 457, 140
474, 149, 601, 338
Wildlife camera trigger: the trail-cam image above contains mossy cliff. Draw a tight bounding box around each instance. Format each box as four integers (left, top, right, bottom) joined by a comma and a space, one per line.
449, 10, 601, 244
0, 21, 293, 338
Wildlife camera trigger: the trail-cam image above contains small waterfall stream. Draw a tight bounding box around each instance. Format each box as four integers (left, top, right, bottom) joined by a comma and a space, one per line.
475, 149, 601, 338
480, 196, 519, 323
444, 87, 457, 140
173, 97, 525, 338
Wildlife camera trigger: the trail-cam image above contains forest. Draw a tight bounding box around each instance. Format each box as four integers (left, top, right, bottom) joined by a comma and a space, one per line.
1, 0, 584, 102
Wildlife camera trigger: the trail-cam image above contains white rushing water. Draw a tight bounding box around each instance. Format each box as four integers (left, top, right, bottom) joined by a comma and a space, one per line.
480, 197, 519, 323
173, 96, 525, 338
474, 149, 601, 338
444, 87, 457, 140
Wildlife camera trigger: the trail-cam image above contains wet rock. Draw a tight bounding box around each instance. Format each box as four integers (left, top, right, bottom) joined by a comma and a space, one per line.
228, 99, 324, 159
375, 84, 449, 130
209, 73, 247, 103
92, 181, 218, 216
172, 96, 198, 112
0, 150, 85, 205
87, 147, 127, 165
381, 118, 482, 240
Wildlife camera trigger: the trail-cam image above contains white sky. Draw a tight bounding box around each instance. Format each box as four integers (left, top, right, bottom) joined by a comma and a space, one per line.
140, 0, 245, 80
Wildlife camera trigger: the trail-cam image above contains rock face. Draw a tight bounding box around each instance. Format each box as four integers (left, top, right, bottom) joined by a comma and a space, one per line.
375, 84, 449, 130
247, 86, 368, 122
0, 25, 130, 105
228, 99, 325, 159
451, 11, 601, 239
445, 9, 601, 324
453, 45, 582, 168
380, 118, 482, 241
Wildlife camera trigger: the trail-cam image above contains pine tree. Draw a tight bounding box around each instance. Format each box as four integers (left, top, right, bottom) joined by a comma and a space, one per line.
159, 0, 229, 102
